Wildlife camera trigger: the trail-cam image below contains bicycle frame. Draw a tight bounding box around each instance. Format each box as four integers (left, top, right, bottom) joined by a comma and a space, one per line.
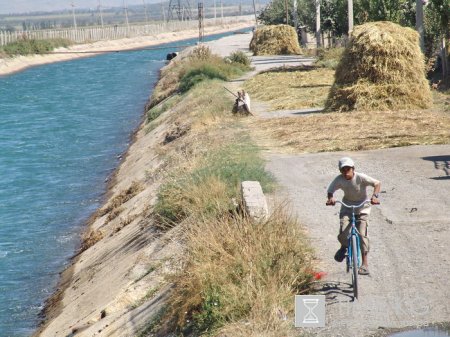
335, 199, 370, 299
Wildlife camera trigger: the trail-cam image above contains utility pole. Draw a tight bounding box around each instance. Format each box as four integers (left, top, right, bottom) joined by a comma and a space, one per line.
239, 0, 242, 16
348, 0, 354, 35
415, 0, 425, 52
98, 0, 104, 28
143, 0, 149, 24
123, 0, 130, 31
161, 0, 166, 21
214, 0, 217, 22
220, 0, 223, 24
285, 0, 289, 24
315, 0, 321, 47
252, 0, 257, 27
168, 0, 192, 21
293, 0, 298, 33
71, 2, 78, 30
198, 1, 204, 43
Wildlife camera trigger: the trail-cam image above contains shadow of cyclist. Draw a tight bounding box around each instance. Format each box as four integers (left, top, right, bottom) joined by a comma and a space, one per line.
314, 281, 356, 303
422, 155, 450, 180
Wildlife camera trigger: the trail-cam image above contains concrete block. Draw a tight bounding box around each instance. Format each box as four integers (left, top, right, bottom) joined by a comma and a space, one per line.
241, 181, 269, 221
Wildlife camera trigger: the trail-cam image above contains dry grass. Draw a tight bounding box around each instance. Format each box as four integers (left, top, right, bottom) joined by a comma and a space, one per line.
249, 25, 301, 56
251, 109, 450, 153
164, 208, 314, 335
243, 51, 450, 153
98, 181, 143, 218
244, 66, 334, 110
154, 175, 232, 229
326, 21, 432, 111
114, 214, 139, 233
80, 229, 104, 252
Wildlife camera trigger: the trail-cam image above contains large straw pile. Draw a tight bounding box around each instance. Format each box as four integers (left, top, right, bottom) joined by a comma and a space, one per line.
250, 25, 301, 56
325, 21, 432, 111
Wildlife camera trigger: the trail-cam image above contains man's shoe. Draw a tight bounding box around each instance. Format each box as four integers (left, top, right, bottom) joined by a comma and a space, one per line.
334, 246, 347, 262
358, 266, 370, 275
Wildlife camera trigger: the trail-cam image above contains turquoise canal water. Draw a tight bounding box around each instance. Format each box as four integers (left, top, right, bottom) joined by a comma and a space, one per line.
0, 30, 246, 337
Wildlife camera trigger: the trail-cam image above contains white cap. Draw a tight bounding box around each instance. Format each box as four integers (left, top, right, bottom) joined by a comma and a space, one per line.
338, 157, 354, 169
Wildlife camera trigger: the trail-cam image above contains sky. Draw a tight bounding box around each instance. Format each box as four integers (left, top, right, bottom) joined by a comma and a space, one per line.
0, 0, 157, 15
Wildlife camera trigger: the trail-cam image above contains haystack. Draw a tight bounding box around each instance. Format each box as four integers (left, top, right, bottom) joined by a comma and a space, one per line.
325, 21, 432, 111
250, 25, 301, 56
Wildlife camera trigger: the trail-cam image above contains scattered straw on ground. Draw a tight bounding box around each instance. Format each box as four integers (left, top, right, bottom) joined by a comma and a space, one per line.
326, 21, 432, 111
250, 109, 450, 153
249, 25, 301, 56
244, 66, 334, 110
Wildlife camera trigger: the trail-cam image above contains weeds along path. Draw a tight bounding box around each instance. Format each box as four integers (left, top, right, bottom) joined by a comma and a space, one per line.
208, 34, 450, 336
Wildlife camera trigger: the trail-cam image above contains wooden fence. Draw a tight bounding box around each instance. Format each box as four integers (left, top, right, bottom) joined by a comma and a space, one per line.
0, 15, 253, 46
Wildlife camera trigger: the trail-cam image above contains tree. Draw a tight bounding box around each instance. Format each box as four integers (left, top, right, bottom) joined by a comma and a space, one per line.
258, 0, 348, 36
425, 0, 450, 83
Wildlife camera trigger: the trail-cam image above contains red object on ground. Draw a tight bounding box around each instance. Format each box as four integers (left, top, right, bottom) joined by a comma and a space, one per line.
313, 271, 327, 280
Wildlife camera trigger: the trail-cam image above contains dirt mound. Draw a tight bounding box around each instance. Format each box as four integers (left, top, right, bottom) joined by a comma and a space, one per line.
325, 21, 432, 111
249, 25, 301, 56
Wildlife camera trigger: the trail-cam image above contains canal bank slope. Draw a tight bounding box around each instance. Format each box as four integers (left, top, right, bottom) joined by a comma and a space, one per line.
0, 17, 253, 77
33, 32, 261, 337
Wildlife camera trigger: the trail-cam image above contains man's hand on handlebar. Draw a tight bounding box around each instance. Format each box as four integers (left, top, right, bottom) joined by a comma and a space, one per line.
370, 196, 380, 205
326, 197, 336, 206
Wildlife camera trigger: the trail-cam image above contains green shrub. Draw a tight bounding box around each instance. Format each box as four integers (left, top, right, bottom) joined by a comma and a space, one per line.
227, 51, 251, 67
146, 94, 181, 123
315, 47, 344, 69
190, 44, 212, 60
0, 38, 72, 56
151, 53, 251, 105
179, 65, 227, 92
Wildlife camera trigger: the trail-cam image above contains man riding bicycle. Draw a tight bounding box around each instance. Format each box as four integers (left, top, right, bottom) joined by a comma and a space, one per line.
326, 157, 381, 276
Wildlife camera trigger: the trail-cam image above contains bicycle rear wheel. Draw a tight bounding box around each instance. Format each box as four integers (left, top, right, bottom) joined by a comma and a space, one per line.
351, 235, 359, 299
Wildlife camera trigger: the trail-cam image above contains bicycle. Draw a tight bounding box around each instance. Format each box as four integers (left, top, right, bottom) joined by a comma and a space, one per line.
333, 199, 371, 300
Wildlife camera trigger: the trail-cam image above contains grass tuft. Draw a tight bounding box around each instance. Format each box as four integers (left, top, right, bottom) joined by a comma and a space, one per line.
226, 50, 251, 67
179, 65, 227, 93
154, 142, 274, 225
164, 208, 314, 335
146, 94, 182, 123
80, 229, 104, 252
98, 181, 143, 218
315, 47, 344, 69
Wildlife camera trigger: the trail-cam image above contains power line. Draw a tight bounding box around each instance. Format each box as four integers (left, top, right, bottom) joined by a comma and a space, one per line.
123, 0, 130, 31
71, 1, 78, 30
98, 0, 104, 28
142, 0, 149, 24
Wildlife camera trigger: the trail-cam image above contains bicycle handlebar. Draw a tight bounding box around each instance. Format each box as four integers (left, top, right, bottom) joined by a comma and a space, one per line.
335, 199, 371, 208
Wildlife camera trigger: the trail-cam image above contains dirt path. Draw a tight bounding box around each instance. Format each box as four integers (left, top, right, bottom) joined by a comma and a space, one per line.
267, 147, 450, 336
208, 34, 450, 336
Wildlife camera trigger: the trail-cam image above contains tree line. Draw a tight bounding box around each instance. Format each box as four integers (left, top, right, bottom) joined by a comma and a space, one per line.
258, 0, 449, 80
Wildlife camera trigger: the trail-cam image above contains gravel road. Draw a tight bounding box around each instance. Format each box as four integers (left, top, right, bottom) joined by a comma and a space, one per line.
267, 146, 450, 336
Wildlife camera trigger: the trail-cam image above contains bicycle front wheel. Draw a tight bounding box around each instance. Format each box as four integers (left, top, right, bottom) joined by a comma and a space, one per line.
351, 235, 359, 300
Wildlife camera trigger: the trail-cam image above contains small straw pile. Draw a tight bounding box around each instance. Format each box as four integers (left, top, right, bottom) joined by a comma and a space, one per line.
250, 25, 301, 56
325, 21, 432, 111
